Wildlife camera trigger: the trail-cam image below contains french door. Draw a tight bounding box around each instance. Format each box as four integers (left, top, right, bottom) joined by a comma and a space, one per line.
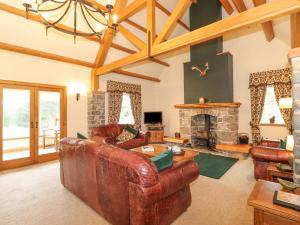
0, 81, 66, 170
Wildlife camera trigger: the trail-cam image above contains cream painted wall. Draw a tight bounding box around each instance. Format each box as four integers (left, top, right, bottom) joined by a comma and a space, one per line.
0, 50, 90, 137
223, 17, 290, 140
155, 49, 190, 136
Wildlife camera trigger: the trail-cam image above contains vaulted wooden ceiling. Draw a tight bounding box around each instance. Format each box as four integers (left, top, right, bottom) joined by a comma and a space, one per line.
0, 0, 300, 91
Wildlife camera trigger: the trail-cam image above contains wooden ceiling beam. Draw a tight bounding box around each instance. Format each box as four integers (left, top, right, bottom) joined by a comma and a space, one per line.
155, 1, 190, 31
232, 0, 247, 12
0, 42, 94, 68
111, 43, 136, 54
151, 0, 300, 57
118, 0, 147, 22
125, 19, 147, 33
113, 69, 160, 82
95, 0, 300, 75
96, 50, 148, 75
261, 21, 275, 42
84, 0, 107, 11
92, 0, 128, 90
219, 0, 234, 15
147, 0, 156, 47
94, 0, 128, 67
118, 24, 146, 50
149, 58, 169, 67
154, 0, 192, 45
291, 12, 300, 48
252, 0, 275, 42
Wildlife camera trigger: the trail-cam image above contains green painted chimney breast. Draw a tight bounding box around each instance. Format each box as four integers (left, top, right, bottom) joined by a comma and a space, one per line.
184, 0, 233, 103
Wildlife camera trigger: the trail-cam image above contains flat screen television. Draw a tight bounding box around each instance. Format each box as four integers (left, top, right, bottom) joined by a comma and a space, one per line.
144, 112, 162, 124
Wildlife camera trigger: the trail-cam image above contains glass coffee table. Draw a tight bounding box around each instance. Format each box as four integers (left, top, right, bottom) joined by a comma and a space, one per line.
131, 144, 199, 163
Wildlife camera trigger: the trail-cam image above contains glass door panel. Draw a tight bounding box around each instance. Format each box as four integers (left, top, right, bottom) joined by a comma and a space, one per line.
2, 88, 31, 161
38, 91, 61, 155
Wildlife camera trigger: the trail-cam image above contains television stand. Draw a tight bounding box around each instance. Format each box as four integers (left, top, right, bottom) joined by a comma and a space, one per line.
146, 124, 164, 144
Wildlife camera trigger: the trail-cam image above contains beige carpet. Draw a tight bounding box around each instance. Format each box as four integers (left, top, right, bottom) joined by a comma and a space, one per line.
0, 157, 256, 225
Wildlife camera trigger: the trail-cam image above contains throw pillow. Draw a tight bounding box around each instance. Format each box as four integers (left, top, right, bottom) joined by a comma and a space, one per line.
77, 132, 88, 139
116, 129, 136, 142
280, 140, 287, 149
125, 124, 139, 137
150, 150, 173, 172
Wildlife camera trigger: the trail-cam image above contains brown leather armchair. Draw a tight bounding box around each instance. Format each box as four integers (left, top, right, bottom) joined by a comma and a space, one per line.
251, 139, 293, 180
91, 124, 150, 150
59, 138, 199, 225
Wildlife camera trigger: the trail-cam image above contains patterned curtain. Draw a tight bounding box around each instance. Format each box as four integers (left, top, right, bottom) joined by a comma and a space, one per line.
273, 83, 292, 133
249, 68, 292, 145
107, 80, 142, 127
249, 86, 267, 145
108, 92, 123, 124
130, 93, 142, 128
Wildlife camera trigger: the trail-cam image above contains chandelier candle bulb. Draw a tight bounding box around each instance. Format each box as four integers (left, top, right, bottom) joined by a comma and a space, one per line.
43, 13, 50, 21
113, 14, 118, 24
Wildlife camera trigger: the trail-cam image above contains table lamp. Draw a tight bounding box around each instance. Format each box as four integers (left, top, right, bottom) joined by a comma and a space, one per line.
286, 135, 295, 151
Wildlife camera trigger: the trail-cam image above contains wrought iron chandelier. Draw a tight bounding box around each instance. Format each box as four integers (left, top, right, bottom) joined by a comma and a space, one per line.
23, 0, 118, 42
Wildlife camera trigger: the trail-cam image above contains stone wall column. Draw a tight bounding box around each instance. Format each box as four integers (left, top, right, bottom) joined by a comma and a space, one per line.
289, 48, 300, 184
87, 91, 105, 137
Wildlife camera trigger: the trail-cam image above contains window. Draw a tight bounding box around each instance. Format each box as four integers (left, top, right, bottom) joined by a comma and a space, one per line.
118, 93, 135, 125
260, 86, 285, 125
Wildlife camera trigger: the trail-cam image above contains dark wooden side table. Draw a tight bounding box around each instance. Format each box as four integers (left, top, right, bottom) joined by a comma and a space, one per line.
267, 163, 293, 182
248, 180, 300, 225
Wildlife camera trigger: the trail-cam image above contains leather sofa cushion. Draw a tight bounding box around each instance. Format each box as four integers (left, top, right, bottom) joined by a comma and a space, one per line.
116, 129, 136, 142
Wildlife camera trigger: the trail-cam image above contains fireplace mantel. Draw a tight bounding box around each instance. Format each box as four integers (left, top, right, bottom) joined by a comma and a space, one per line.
174, 102, 242, 109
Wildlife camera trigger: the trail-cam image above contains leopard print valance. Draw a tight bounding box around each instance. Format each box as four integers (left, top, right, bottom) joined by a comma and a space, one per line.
249, 68, 291, 87
107, 80, 141, 95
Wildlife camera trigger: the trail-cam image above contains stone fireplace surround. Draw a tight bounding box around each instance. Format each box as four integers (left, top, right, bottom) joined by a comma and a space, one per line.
176, 103, 241, 145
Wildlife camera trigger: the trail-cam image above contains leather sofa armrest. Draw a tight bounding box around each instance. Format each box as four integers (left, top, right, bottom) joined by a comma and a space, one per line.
159, 160, 199, 195
91, 136, 115, 145
131, 160, 199, 207
251, 146, 292, 163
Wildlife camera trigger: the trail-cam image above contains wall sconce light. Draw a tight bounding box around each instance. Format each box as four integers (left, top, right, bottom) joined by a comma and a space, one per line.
192, 62, 210, 77
69, 83, 86, 101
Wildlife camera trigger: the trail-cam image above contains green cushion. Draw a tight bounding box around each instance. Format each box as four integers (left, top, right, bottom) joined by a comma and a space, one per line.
150, 150, 173, 172
125, 124, 139, 137
77, 133, 88, 139
280, 140, 287, 149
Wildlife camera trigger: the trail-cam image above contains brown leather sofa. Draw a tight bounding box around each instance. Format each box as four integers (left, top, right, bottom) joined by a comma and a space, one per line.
251, 139, 293, 180
91, 124, 150, 150
59, 138, 199, 225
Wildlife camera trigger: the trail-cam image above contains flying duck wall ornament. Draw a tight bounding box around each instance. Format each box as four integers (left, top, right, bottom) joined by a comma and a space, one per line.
191, 62, 210, 77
